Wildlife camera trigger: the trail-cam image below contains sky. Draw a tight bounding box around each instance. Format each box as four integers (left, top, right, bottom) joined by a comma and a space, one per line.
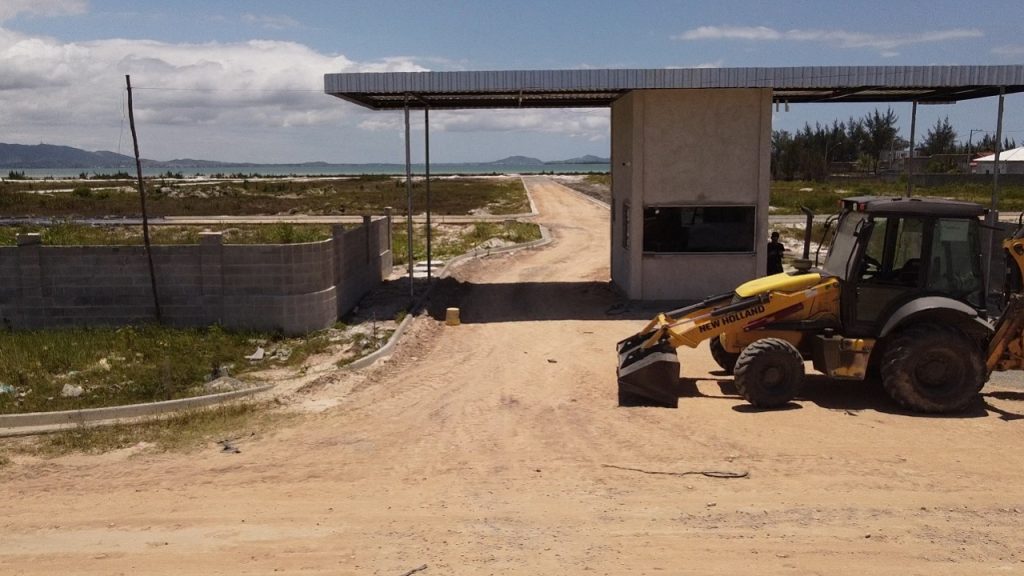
1, 0, 1023, 164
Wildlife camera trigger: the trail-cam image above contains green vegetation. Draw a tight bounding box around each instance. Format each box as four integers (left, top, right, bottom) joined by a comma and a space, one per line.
0, 220, 541, 256
772, 107, 1017, 181
391, 221, 543, 266
0, 222, 337, 246
769, 180, 1024, 215
0, 324, 335, 415
35, 402, 289, 455
0, 175, 529, 218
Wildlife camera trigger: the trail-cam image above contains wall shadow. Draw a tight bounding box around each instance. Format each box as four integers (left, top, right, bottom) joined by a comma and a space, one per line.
423, 277, 678, 323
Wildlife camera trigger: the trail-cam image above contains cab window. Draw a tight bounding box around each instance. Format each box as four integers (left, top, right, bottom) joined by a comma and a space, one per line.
927, 218, 983, 306
859, 216, 924, 287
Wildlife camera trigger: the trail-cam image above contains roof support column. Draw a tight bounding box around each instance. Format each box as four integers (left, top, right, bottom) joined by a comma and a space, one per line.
984, 87, 1006, 300
424, 104, 433, 282
906, 100, 917, 198
991, 87, 1006, 213
404, 94, 414, 296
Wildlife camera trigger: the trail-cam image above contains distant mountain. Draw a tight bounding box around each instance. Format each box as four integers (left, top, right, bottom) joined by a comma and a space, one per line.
0, 143, 139, 169
547, 154, 609, 164
1, 142, 609, 170
482, 154, 608, 166
484, 155, 545, 166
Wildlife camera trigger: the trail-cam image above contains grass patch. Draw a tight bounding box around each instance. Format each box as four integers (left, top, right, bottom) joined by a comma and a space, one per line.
391, 221, 542, 266
0, 324, 331, 415
770, 180, 1024, 214
31, 401, 288, 455
0, 175, 529, 218
0, 223, 336, 246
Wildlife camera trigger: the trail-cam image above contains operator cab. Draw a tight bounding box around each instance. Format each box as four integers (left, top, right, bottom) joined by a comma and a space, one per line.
821, 196, 987, 337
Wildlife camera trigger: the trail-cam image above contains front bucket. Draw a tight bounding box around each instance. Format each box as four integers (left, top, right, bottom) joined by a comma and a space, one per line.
616, 341, 681, 408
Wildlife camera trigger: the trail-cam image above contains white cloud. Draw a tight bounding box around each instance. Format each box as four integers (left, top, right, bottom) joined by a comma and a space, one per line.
993, 44, 1024, 57
675, 26, 983, 51
0, 26, 430, 159
242, 13, 300, 30
0, 0, 86, 22
358, 109, 609, 142
0, 23, 610, 162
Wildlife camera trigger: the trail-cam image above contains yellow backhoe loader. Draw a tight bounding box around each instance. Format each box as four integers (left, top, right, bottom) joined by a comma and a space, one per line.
617, 195, 1024, 413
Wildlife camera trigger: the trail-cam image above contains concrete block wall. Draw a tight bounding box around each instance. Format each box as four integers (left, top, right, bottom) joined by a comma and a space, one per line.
334, 215, 392, 314
0, 217, 392, 335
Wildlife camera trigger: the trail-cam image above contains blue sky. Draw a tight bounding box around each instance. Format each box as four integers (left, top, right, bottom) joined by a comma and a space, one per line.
1, 0, 1022, 163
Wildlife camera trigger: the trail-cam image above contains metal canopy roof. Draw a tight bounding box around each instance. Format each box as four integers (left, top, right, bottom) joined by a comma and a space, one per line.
325, 65, 1024, 110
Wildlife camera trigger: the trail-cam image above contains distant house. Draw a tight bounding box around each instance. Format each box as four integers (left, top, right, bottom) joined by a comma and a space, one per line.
972, 146, 1024, 174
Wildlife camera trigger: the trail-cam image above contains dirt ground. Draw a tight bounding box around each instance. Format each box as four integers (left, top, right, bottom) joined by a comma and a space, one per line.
3, 176, 1024, 575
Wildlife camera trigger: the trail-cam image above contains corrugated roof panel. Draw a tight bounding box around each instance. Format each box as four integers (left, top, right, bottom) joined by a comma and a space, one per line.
325, 65, 1024, 109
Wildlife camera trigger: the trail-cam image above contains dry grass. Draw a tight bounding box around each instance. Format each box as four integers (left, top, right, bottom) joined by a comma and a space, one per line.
0, 175, 530, 218
7, 401, 292, 456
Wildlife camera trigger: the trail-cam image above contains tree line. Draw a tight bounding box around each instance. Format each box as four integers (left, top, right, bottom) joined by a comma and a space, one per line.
772, 107, 1017, 181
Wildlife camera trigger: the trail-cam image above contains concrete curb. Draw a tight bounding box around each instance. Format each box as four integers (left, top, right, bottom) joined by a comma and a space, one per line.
522, 175, 541, 216
0, 384, 274, 437
345, 312, 416, 370
546, 179, 611, 210
437, 224, 553, 275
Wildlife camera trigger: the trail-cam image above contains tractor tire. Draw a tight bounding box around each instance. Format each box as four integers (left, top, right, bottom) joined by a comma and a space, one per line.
734, 338, 804, 408
709, 336, 740, 374
880, 324, 984, 413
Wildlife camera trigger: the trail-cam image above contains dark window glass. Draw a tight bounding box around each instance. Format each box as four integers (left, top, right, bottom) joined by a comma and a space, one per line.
927, 218, 983, 306
859, 216, 925, 287
642, 206, 755, 253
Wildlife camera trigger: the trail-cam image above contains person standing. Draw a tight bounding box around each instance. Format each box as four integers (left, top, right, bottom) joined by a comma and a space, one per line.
767, 231, 785, 275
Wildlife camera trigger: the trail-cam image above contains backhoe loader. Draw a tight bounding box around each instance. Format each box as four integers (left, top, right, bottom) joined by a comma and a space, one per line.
617, 195, 1024, 413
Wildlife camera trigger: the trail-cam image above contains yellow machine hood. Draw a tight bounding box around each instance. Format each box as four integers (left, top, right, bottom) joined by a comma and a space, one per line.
735, 272, 823, 298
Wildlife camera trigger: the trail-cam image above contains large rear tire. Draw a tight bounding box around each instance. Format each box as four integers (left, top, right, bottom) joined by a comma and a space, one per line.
710, 336, 740, 374
880, 324, 984, 413
734, 338, 804, 408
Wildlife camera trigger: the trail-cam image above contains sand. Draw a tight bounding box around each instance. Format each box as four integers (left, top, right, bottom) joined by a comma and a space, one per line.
2, 176, 1023, 575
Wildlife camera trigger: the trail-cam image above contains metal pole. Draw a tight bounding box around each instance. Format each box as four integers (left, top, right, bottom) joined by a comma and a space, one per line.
967, 128, 981, 166
125, 75, 162, 323
992, 87, 1005, 213
906, 101, 917, 198
983, 88, 1006, 307
404, 95, 414, 296
424, 104, 432, 282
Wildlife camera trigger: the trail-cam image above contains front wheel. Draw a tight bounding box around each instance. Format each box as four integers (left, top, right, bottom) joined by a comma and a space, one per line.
881, 324, 984, 413
734, 338, 804, 408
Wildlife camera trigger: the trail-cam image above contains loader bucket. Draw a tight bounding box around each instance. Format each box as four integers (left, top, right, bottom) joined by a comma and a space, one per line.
616, 337, 681, 408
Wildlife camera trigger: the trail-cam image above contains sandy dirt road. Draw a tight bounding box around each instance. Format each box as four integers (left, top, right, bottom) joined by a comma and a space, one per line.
3, 176, 1024, 575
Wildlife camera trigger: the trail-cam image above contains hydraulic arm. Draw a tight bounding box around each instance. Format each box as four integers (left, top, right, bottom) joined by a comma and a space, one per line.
616, 273, 839, 407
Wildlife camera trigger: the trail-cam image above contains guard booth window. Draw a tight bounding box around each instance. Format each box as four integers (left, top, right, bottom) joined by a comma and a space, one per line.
642, 205, 755, 253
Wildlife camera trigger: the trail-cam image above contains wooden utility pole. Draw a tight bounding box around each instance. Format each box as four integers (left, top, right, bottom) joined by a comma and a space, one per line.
125, 74, 162, 323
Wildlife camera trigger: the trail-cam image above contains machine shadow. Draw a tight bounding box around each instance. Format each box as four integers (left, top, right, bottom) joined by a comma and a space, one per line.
668, 374, 999, 419
423, 277, 679, 323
